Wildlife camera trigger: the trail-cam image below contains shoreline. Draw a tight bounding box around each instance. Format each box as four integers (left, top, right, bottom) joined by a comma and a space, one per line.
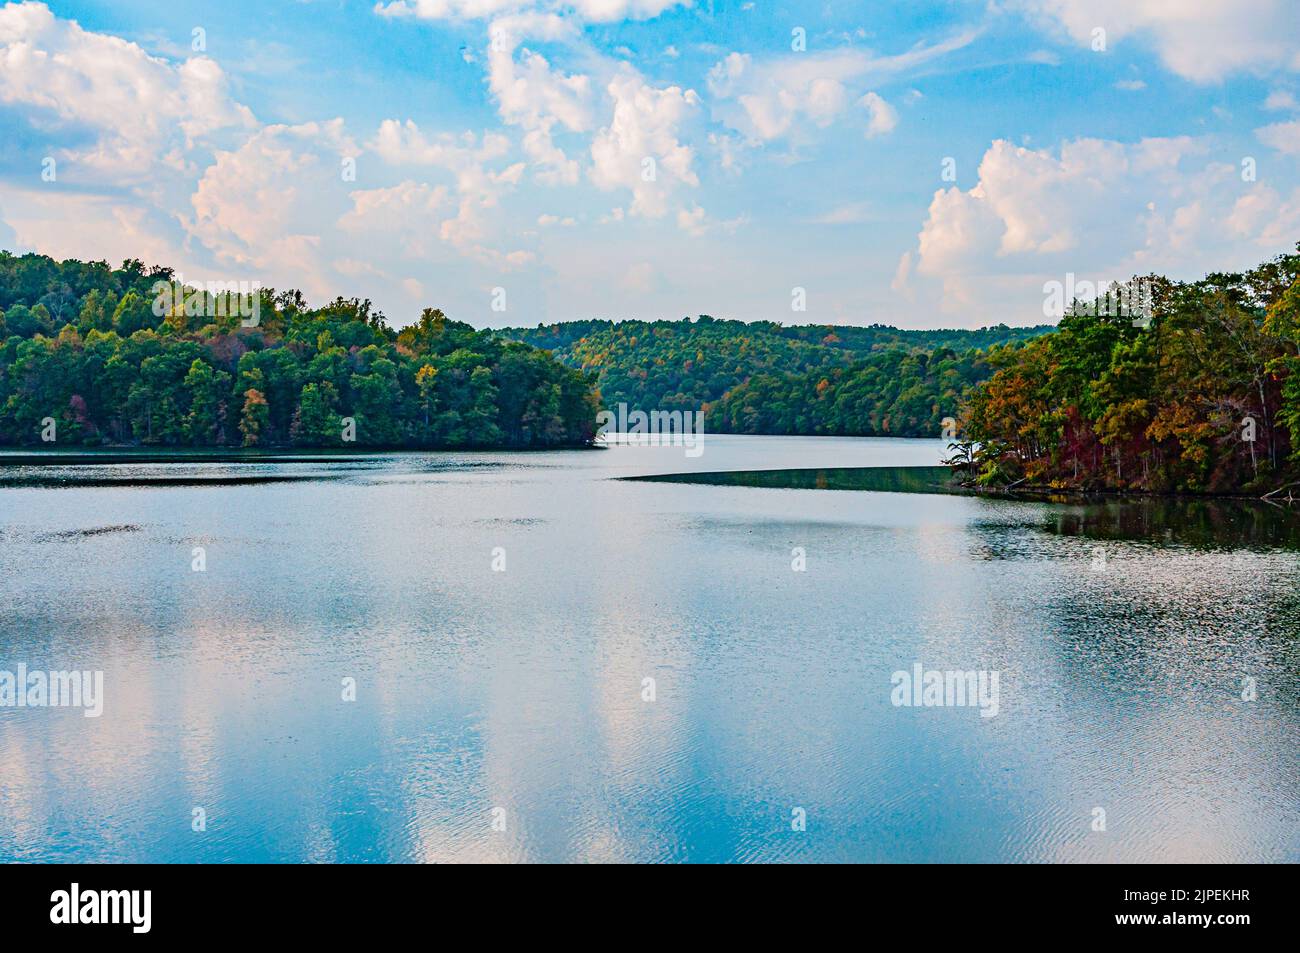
0, 445, 601, 465
631, 463, 1299, 504
949, 477, 1299, 504
2, 447, 1295, 504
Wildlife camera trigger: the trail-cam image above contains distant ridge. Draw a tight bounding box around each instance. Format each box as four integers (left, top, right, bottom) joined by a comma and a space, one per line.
500, 317, 1053, 438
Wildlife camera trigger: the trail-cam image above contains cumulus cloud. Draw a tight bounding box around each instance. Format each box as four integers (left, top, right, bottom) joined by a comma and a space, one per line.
375, 0, 688, 22
891, 250, 915, 301
0, 189, 196, 272
860, 92, 898, 137
707, 31, 975, 143
590, 68, 700, 218
568, 0, 686, 20
0, 2, 286, 289
908, 135, 1295, 321
1256, 119, 1300, 156
375, 0, 523, 19
675, 203, 705, 235
1264, 89, 1299, 111
1012, 0, 1300, 83
707, 51, 853, 141
367, 119, 531, 265
1225, 185, 1300, 249
371, 119, 512, 168
383, 3, 711, 228
0, 1, 254, 182
188, 120, 357, 295
485, 16, 593, 184
338, 180, 450, 249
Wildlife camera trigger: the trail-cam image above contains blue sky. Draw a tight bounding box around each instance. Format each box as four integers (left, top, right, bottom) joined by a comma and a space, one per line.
1, 0, 1298, 329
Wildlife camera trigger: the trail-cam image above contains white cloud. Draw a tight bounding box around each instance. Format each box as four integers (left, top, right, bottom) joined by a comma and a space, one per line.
371, 119, 511, 168
339, 180, 450, 244
333, 257, 387, 279
375, 0, 527, 19
1256, 119, 1300, 156
676, 203, 705, 235
375, 0, 688, 22
1264, 89, 1299, 111
1225, 185, 1300, 249
485, 14, 593, 184
0, 1, 254, 182
373, 120, 513, 183
860, 92, 898, 137
383, 2, 708, 227
368, 119, 532, 265
0, 2, 553, 319
891, 250, 914, 301
589, 68, 700, 219
188, 120, 356, 295
908, 135, 1289, 321
0, 188, 196, 272
707, 131, 743, 173
569, 0, 686, 21
707, 51, 851, 141
1013, 0, 1300, 83
707, 32, 976, 143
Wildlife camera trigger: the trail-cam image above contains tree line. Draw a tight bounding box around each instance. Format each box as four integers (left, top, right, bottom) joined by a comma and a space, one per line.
952, 247, 1300, 494
17, 245, 1291, 486
504, 315, 1049, 437
706, 347, 994, 437
0, 252, 599, 449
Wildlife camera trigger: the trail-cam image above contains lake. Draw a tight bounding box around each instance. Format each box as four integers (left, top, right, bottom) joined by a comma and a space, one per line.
0, 435, 1296, 862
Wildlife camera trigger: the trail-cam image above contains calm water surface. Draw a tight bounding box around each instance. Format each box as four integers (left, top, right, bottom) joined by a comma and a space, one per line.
1, 435, 1296, 862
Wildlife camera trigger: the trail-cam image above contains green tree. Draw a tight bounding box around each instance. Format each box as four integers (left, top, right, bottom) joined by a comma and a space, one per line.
182, 359, 232, 445
291, 381, 340, 446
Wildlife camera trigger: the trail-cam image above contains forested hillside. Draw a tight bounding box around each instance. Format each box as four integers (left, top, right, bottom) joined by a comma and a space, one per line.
26, 243, 1291, 480
954, 248, 1300, 494
0, 252, 598, 449
503, 316, 1050, 437
707, 347, 996, 437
